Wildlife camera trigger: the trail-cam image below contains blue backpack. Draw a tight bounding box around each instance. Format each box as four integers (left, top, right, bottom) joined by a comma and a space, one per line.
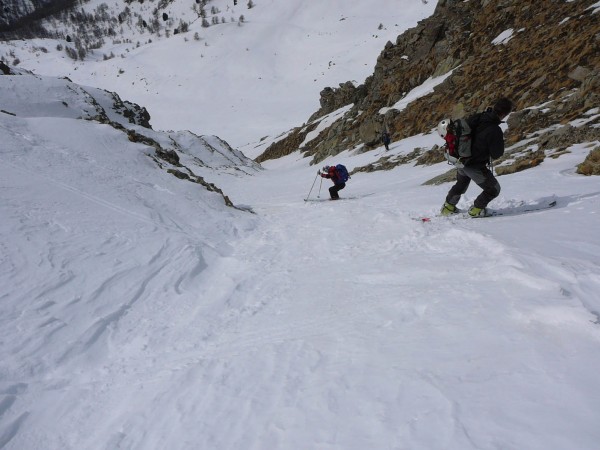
335, 164, 349, 183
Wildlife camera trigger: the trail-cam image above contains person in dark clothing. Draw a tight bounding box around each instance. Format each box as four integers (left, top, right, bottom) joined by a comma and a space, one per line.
319, 165, 345, 200
441, 97, 514, 217
382, 131, 391, 150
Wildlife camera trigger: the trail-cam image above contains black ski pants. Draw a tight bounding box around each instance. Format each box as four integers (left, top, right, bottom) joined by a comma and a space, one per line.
329, 183, 345, 199
445, 165, 500, 209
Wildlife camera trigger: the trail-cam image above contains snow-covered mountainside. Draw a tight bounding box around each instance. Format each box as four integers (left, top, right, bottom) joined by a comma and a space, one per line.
1, 65, 259, 195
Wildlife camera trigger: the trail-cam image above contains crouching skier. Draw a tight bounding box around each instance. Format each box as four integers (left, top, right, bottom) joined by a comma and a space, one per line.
319, 164, 349, 200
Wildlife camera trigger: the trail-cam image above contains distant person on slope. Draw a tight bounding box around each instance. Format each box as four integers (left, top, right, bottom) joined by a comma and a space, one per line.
440, 97, 514, 217
319, 165, 348, 200
382, 131, 391, 151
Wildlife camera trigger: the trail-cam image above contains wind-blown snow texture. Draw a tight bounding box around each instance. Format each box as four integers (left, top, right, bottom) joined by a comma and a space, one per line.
2, 2, 600, 449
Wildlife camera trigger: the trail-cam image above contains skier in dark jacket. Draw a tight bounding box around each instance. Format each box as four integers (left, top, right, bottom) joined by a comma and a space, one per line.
319, 165, 345, 200
441, 97, 514, 217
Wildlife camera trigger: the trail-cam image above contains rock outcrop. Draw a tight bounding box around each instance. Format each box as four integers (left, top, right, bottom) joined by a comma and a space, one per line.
258, 0, 600, 170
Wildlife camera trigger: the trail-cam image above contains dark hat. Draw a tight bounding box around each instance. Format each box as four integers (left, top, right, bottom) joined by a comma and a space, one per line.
493, 97, 514, 117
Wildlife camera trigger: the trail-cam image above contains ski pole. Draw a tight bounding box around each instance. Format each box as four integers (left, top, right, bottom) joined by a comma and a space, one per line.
305, 173, 319, 201
317, 176, 323, 198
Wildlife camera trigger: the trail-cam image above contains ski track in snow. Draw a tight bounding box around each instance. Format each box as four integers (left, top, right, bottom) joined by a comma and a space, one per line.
2, 118, 600, 448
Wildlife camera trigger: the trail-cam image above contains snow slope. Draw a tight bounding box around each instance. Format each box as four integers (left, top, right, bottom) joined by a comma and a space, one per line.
2, 69, 600, 449
0, 0, 436, 147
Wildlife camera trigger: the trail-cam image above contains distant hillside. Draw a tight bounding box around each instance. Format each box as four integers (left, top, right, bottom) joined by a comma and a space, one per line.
257, 0, 600, 176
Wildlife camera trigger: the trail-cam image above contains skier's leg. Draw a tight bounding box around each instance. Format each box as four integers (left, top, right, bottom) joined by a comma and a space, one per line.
463, 166, 501, 208
329, 183, 345, 199
329, 185, 338, 199
445, 168, 471, 206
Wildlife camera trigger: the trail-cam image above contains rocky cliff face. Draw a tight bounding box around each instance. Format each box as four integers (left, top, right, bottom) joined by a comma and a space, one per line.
256, 0, 600, 169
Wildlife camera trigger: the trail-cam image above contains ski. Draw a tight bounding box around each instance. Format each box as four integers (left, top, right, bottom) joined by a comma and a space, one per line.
416, 199, 557, 222
304, 197, 358, 202
304, 193, 375, 202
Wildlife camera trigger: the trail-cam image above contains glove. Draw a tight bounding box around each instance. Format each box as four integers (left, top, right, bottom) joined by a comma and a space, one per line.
317, 169, 321, 175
